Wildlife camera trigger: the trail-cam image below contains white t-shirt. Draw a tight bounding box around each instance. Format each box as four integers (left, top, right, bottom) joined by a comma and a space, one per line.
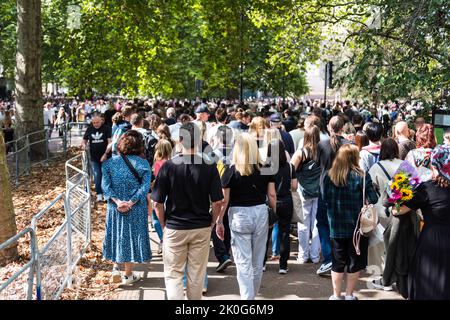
169, 123, 182, 141
289, 129, 305, 151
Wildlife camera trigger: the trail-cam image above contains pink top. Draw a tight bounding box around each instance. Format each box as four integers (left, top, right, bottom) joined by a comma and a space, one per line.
153, 159, 167, 178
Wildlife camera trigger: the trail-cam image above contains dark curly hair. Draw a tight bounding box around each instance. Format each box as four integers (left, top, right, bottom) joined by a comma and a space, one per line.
117, 130, 144, 155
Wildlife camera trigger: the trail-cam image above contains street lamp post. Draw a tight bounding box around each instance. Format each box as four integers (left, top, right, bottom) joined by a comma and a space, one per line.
239, 11, 244, 103
324, 62, 328, 103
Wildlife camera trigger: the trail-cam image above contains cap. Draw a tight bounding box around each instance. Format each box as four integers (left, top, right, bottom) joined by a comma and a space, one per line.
195, 104, 209, 114
269, 113, 281, 122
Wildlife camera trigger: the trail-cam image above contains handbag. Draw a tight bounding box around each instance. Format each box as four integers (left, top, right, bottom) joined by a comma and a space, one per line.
289, 164, 304, 224
118, 154, 143, 215
353, 173, 378, 255
249, 175, 278, 227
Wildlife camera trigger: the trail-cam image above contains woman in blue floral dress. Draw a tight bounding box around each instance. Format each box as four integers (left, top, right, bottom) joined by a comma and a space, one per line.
102, 130, 152, 285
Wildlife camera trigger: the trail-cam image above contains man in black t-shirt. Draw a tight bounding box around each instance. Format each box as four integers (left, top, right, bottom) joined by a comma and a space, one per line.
81, 114, 112, 202
152, 122, 223, 300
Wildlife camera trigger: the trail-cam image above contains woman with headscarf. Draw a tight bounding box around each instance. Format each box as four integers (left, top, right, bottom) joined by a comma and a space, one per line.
393, 145, 450, 300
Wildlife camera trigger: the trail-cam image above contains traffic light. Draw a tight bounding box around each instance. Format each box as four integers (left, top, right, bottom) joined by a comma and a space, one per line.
326, 61, 333, 89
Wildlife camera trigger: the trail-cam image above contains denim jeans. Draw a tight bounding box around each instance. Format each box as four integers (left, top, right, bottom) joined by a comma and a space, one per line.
91, 160, 103, 195
229, 204, 268, 300
297, 196, 320, 262
271, 223, 280, 256
152, 211, 163, 242
183, 268, 208, 290
316, 193, 332, 264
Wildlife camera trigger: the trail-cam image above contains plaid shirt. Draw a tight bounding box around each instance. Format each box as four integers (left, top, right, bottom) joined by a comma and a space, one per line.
324, 171, 378, 239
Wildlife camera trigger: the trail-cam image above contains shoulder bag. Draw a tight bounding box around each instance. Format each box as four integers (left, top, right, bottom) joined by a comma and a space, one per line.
353, 173, 378, 255
290, 163, 304, 224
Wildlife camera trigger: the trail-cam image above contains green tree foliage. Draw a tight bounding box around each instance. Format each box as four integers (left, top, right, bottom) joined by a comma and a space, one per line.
322, 0, 450, 103
1, 0, 447, 101
0, 0, 16, 79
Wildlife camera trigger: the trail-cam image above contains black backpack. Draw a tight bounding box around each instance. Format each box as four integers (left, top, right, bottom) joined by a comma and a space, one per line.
143, 131, 158, 167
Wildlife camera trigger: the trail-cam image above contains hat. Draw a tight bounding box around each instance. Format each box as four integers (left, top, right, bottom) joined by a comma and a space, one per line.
195, 104, 209, 114
269, 113, 281, 122
431, 145, 450, 183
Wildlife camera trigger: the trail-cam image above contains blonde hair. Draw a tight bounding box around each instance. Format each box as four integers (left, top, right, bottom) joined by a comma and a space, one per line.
249, 116, 269, 139
328, 144, 363, 187
263, 128, 281, 148
232, 133, 261, 176
198, 121, 207, 141
154, 139, 173, 163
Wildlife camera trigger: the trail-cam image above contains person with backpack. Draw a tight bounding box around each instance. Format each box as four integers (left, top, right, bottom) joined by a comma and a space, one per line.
291, 125, 321, 264
359, 122, 383, 172
368, 138, 402, 291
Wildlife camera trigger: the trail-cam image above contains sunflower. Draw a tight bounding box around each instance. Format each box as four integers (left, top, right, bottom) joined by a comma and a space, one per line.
394, 173, 407, 184
401, 189, 413, 201
390, 182, 400, 190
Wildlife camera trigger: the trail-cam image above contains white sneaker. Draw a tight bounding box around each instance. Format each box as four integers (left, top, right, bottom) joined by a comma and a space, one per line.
371, 278, 394, 291
345, 295, 358, 300
317, 262, 332, 275
97, 194, 103, 202
279, 268, 289, 274
122, 273, 142, 285
157, 242, 163, 254
297, 258, 309, 264
329, 295, 343, 300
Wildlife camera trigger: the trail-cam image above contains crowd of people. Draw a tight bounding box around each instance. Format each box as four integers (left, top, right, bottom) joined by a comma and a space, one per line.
2, 95, 450, 300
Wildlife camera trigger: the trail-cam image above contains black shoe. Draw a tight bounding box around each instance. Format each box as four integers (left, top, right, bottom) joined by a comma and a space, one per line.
216, 258, 232, 273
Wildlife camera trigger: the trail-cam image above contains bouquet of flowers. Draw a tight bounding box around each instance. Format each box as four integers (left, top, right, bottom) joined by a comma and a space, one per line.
387, 160, 421, 211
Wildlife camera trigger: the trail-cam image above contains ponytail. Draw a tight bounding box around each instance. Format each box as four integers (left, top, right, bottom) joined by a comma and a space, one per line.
329, 116, 345, 153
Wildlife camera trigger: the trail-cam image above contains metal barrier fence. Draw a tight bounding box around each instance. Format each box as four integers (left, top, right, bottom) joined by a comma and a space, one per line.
65, 153, 91, 294
0, 228, 37, 300
31, 193, 68, 300
0, 150, 91, 300
4, 122, 89, 185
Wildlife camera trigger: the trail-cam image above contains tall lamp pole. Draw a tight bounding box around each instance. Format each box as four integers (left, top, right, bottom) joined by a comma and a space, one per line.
239, 11, 244, 103
324, 62, 328, 103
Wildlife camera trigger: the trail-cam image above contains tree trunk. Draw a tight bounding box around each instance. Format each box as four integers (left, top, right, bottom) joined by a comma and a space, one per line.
15, 0, 45, 160
0, 133, 18, 266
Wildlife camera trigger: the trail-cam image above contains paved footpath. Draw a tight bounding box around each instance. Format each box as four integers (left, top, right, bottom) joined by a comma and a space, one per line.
116, 230, 402, 300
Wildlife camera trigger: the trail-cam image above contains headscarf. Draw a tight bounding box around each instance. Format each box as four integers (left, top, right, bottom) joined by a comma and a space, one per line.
431, 145, 450, 182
